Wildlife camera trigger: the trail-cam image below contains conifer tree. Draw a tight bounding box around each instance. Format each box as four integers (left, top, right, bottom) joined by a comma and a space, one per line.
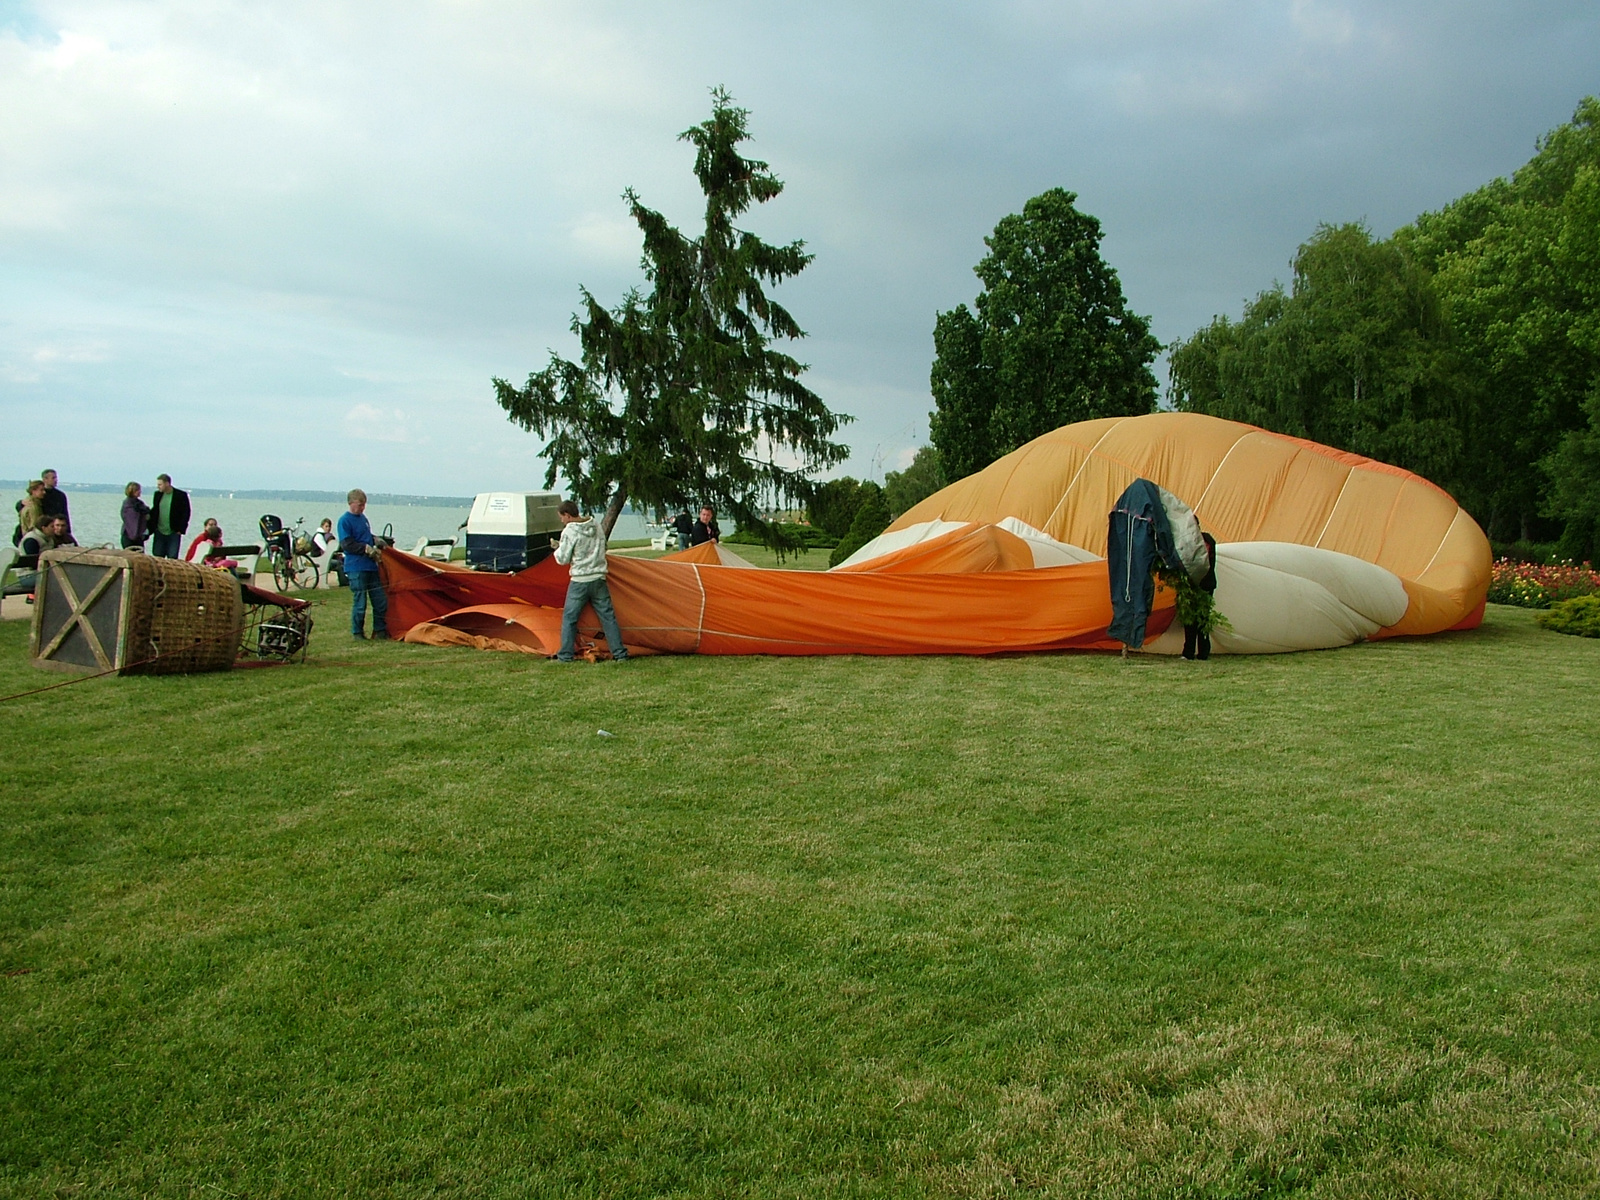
494, 89, 850, 538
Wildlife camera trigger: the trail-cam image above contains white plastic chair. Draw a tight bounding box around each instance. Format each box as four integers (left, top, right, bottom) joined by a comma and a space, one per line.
0, 544, 18, 595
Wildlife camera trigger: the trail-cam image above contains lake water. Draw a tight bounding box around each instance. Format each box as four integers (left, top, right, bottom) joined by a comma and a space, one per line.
12, 490, 654, 551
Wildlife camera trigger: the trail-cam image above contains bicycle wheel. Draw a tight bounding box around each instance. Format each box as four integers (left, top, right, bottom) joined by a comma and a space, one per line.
269, 549, 294, 592
291, 555, 320, 591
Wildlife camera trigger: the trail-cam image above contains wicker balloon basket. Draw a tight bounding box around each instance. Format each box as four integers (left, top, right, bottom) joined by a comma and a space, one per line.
29, 548, 244, 676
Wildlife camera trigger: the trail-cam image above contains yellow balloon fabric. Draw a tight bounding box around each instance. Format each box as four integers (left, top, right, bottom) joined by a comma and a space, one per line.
892, 412, 1491, 636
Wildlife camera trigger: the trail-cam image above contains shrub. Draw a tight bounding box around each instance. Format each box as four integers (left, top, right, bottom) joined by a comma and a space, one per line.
1536, 595, 1600, 637
726, 523, 837, 549
1487, 558, 1600, 608
1490, 540, 1561, 565
828, 483, 891, 567
807, 478, 865, 540
884, 447, 947, 518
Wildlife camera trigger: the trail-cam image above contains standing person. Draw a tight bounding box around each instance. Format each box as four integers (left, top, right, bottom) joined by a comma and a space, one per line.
121, 482, 151, 550
148, 474, 191, 559
14, 480, 47, 545
551, 501, 629, 663
670, 509, 694, 550
1182, 533, 1219, 661
691, 505, 720, 546
338, 489, 388, 640
39, 470, 70, 538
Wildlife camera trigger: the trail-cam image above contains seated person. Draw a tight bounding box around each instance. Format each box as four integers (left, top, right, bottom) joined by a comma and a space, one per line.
312, 518, 337, 555
6, 514, 67, 594
185, 518, 238, 570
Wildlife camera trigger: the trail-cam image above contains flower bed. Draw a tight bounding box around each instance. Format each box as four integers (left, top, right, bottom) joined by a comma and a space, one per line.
1487, 558, 1600, 608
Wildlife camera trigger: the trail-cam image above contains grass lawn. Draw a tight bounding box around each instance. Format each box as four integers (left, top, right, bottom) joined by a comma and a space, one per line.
2, 595, 1598, 1197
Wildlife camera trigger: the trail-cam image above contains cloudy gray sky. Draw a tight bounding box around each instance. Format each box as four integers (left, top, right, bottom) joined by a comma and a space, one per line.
3, 0, 1597, 496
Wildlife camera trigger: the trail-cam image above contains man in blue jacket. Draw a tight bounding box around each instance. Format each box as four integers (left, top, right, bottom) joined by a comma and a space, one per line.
337, 488, 388, 640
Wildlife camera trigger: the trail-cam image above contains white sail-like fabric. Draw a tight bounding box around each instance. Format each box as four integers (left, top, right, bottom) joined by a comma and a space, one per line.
833, 520, 974, 569
838, 520, 1411, 655
992, 518, 1101, 567
842, 518, 1100, 570
1143, 542, 1410, 655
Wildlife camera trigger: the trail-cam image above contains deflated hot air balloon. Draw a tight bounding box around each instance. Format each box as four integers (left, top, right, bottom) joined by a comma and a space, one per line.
382, 412, 1491, 657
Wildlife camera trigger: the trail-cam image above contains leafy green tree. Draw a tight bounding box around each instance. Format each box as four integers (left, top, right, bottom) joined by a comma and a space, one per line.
1169, 223, 1464, 489
828, 482, 891, 567
1543, 389, 1600, 561
929, 188, 1160, 482
1401, 98, 1600, 541
493, 89, 851, 538
883, 447, 947, 518
1541, 148, 1600, 561
806, 477, 864, 540
1172, 100, 1600, 546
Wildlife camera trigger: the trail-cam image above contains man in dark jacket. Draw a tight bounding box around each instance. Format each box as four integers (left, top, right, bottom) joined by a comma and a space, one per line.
148, 474, 191, 559
39, 469, 70, 538
671, 510, 694, 550
691, 506, 720, 546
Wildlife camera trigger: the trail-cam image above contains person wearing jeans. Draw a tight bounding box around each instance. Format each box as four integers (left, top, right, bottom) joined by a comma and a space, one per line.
551, 500, 628, 663
337, 488, 388, 640
148, 474, 190, 559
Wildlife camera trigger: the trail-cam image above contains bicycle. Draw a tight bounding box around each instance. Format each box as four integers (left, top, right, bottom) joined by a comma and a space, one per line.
258, 514, 321, 592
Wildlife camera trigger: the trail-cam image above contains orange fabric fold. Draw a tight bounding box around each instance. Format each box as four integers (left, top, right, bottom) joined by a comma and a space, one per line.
379, 550, 1163, 656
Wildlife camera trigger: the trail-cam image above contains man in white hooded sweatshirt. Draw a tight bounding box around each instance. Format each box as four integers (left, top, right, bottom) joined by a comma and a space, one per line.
551, 500, 630, 663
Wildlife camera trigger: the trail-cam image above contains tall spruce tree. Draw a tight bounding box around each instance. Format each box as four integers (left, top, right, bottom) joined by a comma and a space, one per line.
929, 188, 1160, 481
493, 89, 850, 538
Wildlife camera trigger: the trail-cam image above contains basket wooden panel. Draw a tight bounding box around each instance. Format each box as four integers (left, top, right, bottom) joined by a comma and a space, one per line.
30, 549, 243, 676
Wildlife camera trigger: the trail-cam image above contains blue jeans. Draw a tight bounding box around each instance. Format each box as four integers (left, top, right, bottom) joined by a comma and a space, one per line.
559, 577, 628, 661
150, 532, 182, 559
349, 570, 388, 638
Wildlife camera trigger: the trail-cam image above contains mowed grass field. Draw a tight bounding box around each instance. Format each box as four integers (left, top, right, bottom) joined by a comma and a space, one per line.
2, 583, 1598, 1197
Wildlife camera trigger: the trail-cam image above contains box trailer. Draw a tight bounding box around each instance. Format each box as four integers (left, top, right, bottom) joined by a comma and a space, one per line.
465, 492, 564, 572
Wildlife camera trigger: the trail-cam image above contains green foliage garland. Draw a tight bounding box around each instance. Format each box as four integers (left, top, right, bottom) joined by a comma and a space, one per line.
1153, 562, 1229, 639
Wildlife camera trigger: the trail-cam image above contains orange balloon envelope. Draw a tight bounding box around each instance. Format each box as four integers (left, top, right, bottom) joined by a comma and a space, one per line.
380, 412, 1489, 656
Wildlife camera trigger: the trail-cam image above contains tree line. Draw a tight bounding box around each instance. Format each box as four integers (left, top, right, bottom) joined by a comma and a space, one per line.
495, 91, 1599, 562
1167, 99, 1600, 559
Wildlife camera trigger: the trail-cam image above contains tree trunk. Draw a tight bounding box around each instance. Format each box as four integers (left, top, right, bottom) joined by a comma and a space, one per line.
602, 489, 628, 539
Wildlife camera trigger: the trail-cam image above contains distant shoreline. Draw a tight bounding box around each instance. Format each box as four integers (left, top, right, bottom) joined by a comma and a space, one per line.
0, 481, 474, 508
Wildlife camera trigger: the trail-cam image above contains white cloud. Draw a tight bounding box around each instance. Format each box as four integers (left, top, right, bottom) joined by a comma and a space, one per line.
344, 402, 416, 444
568, 211, 642, 265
